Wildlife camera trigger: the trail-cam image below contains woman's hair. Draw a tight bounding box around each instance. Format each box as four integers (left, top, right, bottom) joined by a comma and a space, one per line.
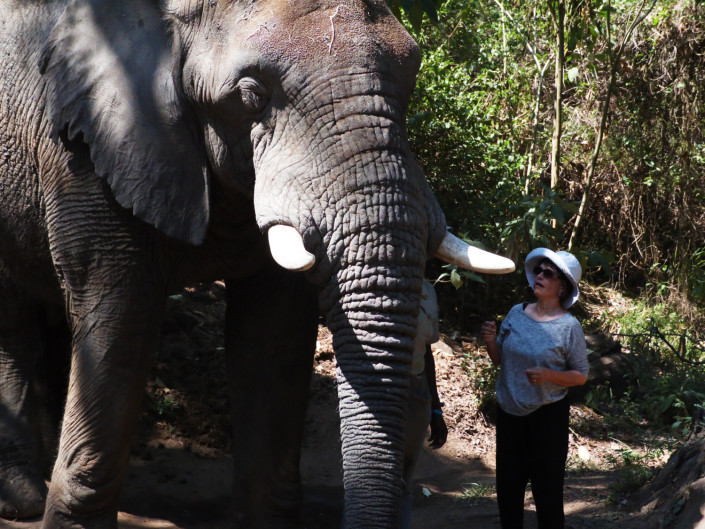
539, 258, 573, 306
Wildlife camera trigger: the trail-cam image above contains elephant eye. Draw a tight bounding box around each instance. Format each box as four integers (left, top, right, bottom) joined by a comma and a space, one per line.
237, 77, 269, 113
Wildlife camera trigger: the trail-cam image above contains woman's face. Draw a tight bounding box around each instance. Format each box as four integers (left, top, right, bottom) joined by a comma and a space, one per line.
532, 260, 566, 302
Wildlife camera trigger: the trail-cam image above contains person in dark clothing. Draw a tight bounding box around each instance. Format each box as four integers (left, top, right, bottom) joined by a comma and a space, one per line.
400, 280, 447, 529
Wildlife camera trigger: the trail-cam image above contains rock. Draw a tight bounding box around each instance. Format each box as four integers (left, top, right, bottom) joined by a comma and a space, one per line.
432, 340, 454, 356
569, 333, 635, 403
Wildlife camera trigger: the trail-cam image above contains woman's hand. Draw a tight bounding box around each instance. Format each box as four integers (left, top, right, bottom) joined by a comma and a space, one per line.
480, 321, 496, 345
480, 321, 500, 365
525, 366, 549, 385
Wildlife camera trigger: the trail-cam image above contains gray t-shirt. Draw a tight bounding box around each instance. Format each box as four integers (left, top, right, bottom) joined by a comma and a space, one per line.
495, 303, 588, 416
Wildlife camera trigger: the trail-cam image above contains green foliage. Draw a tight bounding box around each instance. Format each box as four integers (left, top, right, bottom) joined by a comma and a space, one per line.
606, 445, 664, 503
586, 301, 705, 428
404, 0, 705, 320
408, 0, 531, 246
153, 392, 181, 421
609, 300, 683, 337
458, 482, 495, 502
406, 0, 618, 313
683, 247, 705, 305
582, 1, 705, 292
500, 183, 578, 261
388, 0, 443, 31
672, 403, 705, 437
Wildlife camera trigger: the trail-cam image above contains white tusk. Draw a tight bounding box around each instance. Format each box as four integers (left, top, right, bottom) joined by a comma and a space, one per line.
267, 225, 316, 272
434, 232, 515, 274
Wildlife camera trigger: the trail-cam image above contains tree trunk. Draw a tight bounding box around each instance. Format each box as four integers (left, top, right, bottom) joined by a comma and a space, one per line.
630, 420, 705, 529
549, 0, 564, 195
548, 0, 565, 230
525, 59, 551, 195
567, 65, 616, 251
567, 0, 658, 250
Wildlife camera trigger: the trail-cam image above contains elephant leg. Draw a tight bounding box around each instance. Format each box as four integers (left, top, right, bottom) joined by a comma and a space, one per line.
41, 284, 165, 529
226, 266, 319, 529
33, 308, 72, 476
0, 279, 48, 519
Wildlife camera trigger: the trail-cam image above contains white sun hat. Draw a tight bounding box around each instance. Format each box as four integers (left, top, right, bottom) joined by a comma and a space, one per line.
524, 248, 582, 308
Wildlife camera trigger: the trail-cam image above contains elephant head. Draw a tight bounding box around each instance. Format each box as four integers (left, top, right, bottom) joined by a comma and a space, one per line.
39, 0, 513, 526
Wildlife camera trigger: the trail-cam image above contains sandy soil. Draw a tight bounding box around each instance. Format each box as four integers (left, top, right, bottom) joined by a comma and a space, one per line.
0, 283, 663, 529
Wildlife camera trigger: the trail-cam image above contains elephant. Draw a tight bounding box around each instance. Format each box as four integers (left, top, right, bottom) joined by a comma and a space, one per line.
0, 0, 515, 528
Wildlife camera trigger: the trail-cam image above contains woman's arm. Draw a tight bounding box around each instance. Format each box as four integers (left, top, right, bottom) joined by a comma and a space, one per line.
524, 366, 587, 387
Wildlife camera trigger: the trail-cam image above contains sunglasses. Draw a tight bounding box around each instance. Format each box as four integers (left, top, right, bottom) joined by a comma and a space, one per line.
533, 265, 562, 280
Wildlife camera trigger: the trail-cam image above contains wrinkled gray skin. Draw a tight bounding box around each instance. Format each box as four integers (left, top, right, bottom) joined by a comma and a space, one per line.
0, 0, 448, 528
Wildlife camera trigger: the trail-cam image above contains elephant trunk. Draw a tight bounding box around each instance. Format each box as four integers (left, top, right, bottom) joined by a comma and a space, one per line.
251, 81, 449, 525
318, 221, 427, 527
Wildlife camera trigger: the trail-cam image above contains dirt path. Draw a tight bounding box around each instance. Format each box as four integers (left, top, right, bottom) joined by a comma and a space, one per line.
0, 447, 637, 529
0, 445, 638, 529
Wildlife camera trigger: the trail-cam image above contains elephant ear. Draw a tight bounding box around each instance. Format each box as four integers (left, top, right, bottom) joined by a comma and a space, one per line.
39, 0, 210, 245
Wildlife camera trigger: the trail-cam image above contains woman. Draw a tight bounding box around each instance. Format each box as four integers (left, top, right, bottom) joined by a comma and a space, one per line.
481, 248, 589, 529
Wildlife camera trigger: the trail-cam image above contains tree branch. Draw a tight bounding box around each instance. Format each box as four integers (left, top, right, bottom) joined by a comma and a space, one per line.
568, 0, 658, 251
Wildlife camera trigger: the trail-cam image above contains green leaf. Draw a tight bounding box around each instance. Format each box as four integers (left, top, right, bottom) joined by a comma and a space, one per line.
549, 204, 565, 223
658, 394, 676, 415
461, 270, 486, 284
450, 268, 463, 289
684, 390, 705, 401
567, 67, 580, 83
530, 216, 539, 239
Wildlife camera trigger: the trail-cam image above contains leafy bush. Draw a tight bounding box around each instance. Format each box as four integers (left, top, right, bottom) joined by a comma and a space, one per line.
153, 391, 182, 421
408, 0, 531, 248
683, 247, 705, 306
500, 183, 577, 263
404, 0, 705, 310
606, 445, 665, 504
587, 300, 705, 428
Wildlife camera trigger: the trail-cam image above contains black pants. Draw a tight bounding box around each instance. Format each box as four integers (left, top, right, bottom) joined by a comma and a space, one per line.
496, 397, 569, 529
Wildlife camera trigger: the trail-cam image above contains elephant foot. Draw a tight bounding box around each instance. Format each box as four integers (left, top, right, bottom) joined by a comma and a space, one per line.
41, 482, 119, 529
0, 464, 47, 520
42, 504, 118, 529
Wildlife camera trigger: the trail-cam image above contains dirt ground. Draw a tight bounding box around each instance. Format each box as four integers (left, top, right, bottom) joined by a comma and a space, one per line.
1, 283, 671, 529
